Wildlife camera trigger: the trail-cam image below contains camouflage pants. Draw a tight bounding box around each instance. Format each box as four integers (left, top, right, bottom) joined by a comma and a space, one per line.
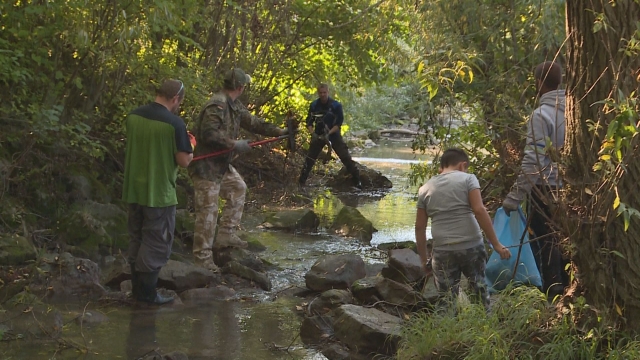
431, 244, 490, 309
192, 165, 246, 256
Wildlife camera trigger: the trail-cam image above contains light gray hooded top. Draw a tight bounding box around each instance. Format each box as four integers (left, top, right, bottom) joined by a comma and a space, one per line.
507, 89, 566, 201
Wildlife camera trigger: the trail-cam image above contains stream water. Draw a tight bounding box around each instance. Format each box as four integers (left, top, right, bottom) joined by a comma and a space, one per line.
0, 140, 433, 360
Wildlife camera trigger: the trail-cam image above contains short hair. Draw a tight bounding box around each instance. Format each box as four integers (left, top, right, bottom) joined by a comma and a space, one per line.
156, 79, 184, 100
440, 148, 469, 168
317, 83, 329, 91
223, 68, 251, 90
534, 61, 562, 90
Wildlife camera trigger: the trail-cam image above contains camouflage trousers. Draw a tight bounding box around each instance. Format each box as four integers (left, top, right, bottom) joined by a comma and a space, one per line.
192, 165, 246, 258
431, 244, 490, 309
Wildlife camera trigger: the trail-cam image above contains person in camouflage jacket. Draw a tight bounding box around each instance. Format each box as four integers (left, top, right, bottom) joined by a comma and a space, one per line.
188, 68, 287, 272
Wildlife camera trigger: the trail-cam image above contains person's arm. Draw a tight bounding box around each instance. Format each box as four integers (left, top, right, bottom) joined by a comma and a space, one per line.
175, 152, 193, 168
415, 207, 430, 271
327, 102, 343, 135
469, 188, 511, 259
174, 123, 194, 168
198, 102, 235, 149
238, 105, 284, 137
507, 111, 549, 202
306, 102, 315, 133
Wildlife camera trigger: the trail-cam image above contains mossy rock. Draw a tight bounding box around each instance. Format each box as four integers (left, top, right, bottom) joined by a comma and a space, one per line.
261, 209, 319, 233
0, 235, 37, 265
330, 206, 377, 243
56, 201, 128, 255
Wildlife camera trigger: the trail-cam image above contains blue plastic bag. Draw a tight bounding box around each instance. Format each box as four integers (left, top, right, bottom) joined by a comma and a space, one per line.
485, 207, 542, 292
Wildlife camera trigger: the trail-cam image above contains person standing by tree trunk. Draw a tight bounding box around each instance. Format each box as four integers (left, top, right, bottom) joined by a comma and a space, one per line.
189, 68, 288, 272
502, 61, 568, 303
298, 84, 361, 189
122, 79, 193, 305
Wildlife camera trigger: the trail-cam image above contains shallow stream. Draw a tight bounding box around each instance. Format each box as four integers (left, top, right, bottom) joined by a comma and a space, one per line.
0, 140, 433, 360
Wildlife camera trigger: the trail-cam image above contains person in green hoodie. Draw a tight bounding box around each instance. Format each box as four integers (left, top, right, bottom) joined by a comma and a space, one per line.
502, 61, 568, 302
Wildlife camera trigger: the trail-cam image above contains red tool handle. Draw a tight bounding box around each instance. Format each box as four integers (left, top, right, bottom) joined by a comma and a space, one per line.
192, 134, 289, 161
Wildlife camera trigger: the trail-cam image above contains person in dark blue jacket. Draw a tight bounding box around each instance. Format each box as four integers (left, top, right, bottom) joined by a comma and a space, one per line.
298, 83, 361, 188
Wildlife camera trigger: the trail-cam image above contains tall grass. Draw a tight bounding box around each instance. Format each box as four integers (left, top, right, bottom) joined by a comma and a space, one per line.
397, 286, 640, 359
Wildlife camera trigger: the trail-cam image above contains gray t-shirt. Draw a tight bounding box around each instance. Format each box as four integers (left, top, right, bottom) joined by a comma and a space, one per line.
417, 171, 483, 251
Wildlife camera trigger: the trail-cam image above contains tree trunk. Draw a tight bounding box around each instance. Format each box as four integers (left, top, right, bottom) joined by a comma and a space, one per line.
564, 0, 640, 323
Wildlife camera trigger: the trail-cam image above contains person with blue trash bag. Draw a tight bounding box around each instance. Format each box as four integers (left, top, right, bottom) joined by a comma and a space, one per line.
415, 148, 511, 310
502, 61, 569, 303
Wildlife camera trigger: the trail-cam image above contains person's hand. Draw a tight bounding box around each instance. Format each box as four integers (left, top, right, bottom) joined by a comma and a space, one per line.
311, 133, 321, 142
279, 128, 288, 136
188, 131, 197, 150
502, 197, 520, 216
233, 139, 251, 153
495, 244, 511, 260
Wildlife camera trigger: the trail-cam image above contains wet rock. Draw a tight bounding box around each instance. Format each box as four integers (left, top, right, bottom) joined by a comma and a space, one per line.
351, 276, 383, 305
365, 263, 385, 277
377, 241, 417, 252
74, 310, 109, 327
103, 260, 131, 288
260, 209, 320, 233
244, 237, 267, 252
333, 304, 402, 356
300, 314, 334, 345
320, 343, 352, 360
142, 351, 189, 360
213, 247, 265, 272
222, 261, 271, 291
57, 201, 129, 255
33, 252, 106, 299
328, 163, 393, 190
329, 206, 377, 243
0, 235, 37, 265
376, 278, 425, 308
308, 289, 354, 315
120, 280, 132, 293
2, 293, 63, 339
180, 286, 236, 302
158, 260, 218, 292
305, 254, 366, 292
381, 248, 424, 284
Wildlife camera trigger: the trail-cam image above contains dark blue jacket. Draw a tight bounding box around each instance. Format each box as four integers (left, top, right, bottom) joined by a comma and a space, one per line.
306, 97, 344, 138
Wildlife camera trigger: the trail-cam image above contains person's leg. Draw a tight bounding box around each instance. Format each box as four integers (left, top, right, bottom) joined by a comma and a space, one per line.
431, 249, 462, 302
459, 244, 490, 310
298, 137, 326, 185
192, 175, 221, 271
127, 204, 144, 298
331, 136, 361, 187
530, 187, 566, 301
135, 205, 176, 304
216, 165, 248, 248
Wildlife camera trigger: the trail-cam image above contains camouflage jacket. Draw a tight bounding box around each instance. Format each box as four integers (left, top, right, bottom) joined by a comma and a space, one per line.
188, 91, 283, 181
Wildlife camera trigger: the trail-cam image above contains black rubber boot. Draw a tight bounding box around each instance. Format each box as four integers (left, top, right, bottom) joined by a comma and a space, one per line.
129, 264, 140, 299
136, 270, 174, 305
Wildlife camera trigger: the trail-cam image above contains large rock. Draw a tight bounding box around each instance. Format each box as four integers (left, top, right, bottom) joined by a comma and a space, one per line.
329, 206, 377, 243
308, 289, 353, 315
377, 241, 417, 252
213, 247, 265, 272
33, 252, 106, 299
222, 261, 271, 291
351, 276, 383, 305
381, 248, 424, 284
260, 209, 319, 233
0, 235, 37, 265
333, 304, 402, 356
328, 163, 393, 190
305, 254, 366, 292
158, 260, 218, 292
376, 278, 425, 308
300, 314, 334, 345
57, 201, 128, 254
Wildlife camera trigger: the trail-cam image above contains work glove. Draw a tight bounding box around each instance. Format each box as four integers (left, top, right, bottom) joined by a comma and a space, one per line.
502, 197, 520, 216
233, 139, 252, 153
187, 131, 197, 151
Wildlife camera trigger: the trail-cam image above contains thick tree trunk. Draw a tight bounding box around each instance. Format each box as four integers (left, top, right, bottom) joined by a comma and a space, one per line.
564, 0, 640, 323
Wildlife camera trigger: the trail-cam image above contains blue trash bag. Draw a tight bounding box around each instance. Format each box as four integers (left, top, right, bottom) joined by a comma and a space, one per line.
485, 207, 542, 292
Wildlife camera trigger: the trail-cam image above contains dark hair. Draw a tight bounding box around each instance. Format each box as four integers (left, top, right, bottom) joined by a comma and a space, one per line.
156, 79, 184, 100
318, 83, 329, 91
534, 61, 562, 90
440, 148, 469, 168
